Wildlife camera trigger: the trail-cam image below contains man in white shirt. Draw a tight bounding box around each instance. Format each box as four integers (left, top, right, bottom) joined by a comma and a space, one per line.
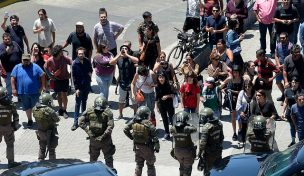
33, 9, 56, 49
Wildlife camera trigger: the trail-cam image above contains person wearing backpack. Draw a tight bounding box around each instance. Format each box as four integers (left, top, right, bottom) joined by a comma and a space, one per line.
124, 106, 159, 176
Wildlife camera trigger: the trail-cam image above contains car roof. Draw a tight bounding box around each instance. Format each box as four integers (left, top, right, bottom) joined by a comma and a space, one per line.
2, 159, 117, 176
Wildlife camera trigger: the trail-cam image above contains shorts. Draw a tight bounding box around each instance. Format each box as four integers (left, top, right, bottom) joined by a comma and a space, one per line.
19, 94, 40, 111
54, 79, 69, 93
118, 86, 135, 104
275, 73, 283, 82
183, 17, 200, 33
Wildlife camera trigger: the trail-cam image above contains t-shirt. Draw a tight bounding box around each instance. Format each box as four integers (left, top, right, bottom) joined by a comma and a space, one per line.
291, 104, 304, 133
250, 100, 277, 118
180, 83, 200, 109
254, 58, 279, 89
201, 86, 220, 111
284, 88, 304, 117
206, 15, 226, 44
117, 57, 136, 90
33, 18, 56, 47
283, 54, 304, 87
11, 63, 44, 94
274, 5, 299, 34
93, 21, 123, 50
93, 53, 115, 76
66, 32, 93, 60
186, 0, 201, 18
253, 0, 277, 24
5, 25, 25, 51
44, 56, 72, 80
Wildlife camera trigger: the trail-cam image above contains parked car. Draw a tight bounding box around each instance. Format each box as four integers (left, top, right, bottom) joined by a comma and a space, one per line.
1, 159, 117, 176
210, 140, 304, 176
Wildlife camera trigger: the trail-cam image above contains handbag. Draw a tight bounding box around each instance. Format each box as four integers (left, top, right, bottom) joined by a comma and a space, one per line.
139, 40, 150, 61
135, 76, 148, 103
135, 90, 145, 103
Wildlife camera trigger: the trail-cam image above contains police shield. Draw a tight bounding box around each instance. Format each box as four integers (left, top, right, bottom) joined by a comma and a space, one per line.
244, 116, 277, 153
172, 112, 200, 144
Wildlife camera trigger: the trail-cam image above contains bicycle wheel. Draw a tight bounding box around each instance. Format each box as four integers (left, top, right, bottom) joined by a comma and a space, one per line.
167, 45, 184, 70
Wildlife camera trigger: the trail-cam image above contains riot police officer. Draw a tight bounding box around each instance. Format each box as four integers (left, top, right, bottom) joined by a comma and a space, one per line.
247, 115, 272, 153
0, 87, 20, 168
33, 93, 60, 161
124, 106, 159, 176
198, 108, 224, 176
78, 96, 116, 171
170, 111, 197, 176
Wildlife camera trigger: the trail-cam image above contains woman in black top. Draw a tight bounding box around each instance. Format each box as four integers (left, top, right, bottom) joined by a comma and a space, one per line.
30, 42, 45, 70
251, 89, 277, 119
221, 65, 243, 141
155, 71, 175, 140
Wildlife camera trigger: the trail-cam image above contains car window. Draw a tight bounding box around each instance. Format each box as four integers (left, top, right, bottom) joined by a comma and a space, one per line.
262, 142, 304, 176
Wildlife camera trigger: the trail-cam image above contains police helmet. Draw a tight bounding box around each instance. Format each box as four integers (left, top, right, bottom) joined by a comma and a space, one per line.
39, 93, 53, 106
0, 87, 7, 100
252, 115, 266, 130
94, 96, 108, 111
135, 106, 151, 120
175, 111, 190, 124
142, 11, 152, 19
200, 108, 215, 122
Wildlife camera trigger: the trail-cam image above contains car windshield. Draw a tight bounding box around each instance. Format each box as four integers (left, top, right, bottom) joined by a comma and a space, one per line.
259, 142, 304, 176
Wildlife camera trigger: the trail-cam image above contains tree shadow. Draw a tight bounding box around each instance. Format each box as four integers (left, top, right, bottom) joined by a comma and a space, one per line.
220, 114, 231, 122
223, 140, 232, 150
108, 101, 119, 110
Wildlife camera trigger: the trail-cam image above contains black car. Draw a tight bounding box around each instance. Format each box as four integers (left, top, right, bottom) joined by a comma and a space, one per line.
1, 159, 117, 176
210, 141, 304, 176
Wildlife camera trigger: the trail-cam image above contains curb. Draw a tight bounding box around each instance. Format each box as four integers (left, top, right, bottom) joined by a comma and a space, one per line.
0, 0, 21, 8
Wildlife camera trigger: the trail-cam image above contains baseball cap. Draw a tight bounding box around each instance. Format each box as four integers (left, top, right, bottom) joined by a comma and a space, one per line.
76, 21, 84, 26
204, 77, 215, 86
22, 54, 31, 60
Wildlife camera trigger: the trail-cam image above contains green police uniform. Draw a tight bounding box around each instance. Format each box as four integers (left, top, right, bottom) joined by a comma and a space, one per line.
123, 106, 159, 176
0, 95, 19, 167
170, 111, 197, 176
78, 107, 116, 169
33, 102, 60, 161
247, 129, 272, 152
198, 108, 224, 176
247, 115, 272, 153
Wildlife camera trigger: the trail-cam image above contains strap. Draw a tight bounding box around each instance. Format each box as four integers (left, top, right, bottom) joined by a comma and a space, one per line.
138, 75, 148, 90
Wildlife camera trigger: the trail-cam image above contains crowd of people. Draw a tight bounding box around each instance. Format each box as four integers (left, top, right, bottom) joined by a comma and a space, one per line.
0, 0, 304, 175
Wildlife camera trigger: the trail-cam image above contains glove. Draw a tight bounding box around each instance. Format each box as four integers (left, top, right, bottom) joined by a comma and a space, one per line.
11, 120, 19, 131
94, 135, 104, 141
154, 142, 160, 153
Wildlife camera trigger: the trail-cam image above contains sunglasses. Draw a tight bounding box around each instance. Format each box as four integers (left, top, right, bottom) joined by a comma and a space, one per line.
256, 94, 262, 97
212, 10, 219, 12
280, 37, 286, 40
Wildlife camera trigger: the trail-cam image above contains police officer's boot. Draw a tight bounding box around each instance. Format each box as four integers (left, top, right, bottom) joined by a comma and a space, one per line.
147, 164, 156, 176
8, 161, 21, 168
49, 149, 56, 160
135, 166, 143, 176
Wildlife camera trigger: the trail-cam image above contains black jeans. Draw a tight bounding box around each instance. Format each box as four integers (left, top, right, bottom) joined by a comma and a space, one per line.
258, 22, 275, 54
158, 100, 175, 134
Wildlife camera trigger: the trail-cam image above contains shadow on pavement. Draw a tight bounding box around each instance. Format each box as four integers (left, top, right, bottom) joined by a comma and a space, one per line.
108, 101, 119, 110
220, 114, 231, 122
223, 140, 232, 150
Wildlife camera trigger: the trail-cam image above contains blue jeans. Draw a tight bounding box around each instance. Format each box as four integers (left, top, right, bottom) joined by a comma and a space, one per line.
74, 90, 89, 126
5, 72, 12, 98
138, 92, 155, 115
259, 22, 275, 54
184, 108, 196, 114
96, 73, 113, 100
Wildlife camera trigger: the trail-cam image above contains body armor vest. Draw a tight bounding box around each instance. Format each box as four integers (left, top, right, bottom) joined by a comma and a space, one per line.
205, 123, 223, 153
33, 106, 56, 131
88, 109, 108, 136
0, 104, 13, 125
173, 126, 194, 148
132, 122, 149, 144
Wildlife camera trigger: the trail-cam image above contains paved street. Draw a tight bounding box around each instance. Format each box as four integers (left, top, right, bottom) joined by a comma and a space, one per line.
0, 0, 291, 175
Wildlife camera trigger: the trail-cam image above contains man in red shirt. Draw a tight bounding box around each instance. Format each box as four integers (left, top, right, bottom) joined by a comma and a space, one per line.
254, 49, 280, 101
44, 45, 72, 118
